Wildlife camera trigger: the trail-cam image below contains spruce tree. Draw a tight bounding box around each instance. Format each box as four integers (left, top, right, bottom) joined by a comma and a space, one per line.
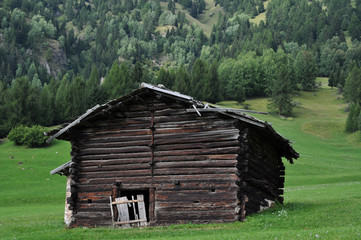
348, 13, 361, 41
345, 102, 356, 132
268, 64, 294, 116
103, 61, 121, 99
174, 65, 190, 94
343, 64, 361, 103
353, 103, 361, 132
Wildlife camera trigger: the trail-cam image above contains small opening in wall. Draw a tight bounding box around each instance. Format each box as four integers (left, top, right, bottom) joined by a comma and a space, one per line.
87, 199, 92, 203
193, 200, 200, 203
117, 189, 150, 224
210, 188, 216, 192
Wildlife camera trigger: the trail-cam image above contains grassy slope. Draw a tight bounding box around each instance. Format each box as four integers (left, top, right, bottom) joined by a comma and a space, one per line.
1, 81, 361, 239
159, 0, 222, 37
250, 1, 270, 25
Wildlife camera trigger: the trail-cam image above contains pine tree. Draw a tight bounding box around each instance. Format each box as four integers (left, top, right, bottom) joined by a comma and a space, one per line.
38, 83, 54, 126
343, 64, 361, 103
103, 61, 121, 99
268, 64, 294, 116
358, 111, 361, 131
294, 50, 318, 91
190, 59, 208, 99
86, 64, 106, 108
156, 68, 174, 88
345, 102, 356, 132
174, 65, 190, 94
55, 75, 70, 123
348, 13, 361, 41
353, 103, 361, 131
205, 60, 220, 103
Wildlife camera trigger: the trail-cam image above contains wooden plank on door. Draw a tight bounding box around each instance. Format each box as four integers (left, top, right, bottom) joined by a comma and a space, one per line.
137, 194, 147, 227
115, 197, 130, 228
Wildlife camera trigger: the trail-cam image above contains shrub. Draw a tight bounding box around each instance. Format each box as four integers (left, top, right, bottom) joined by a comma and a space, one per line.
7, 125, 49, 147
7, 125, 27, 145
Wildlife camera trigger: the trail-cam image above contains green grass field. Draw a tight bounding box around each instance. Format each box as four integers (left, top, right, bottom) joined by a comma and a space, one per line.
1, 80, 361, 239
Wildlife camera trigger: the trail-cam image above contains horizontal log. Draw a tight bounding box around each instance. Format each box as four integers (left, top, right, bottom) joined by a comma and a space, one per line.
81, 121, 150, 133
78, 176, 152, 185
154, 154, 237, 162
78, 191, 112, 198
154, 134, 238, 145
79, 146, 150, 155
154, 140, 239, 152
79, 158, 151, 167
156, 201, 237, 209
81, 129, 152, 138
78, 152, 152, 161
75, 211, 111, 219
154, 159, 237, 169
152, 181, 237, 191
79, 140, 151, 149
155, 129, 239, 141
155, 210, 235, 221
154, 147, 239, 157
154, 108, 188, 116
154, 119, 235, 129
156, 203, 237, 211
78, 174, 237, 185
155, 190, 237, 203
154, 167, 237, 176
78, 169, 151, 178
154, 113, 219, 123
77, 184, 112, 192
77, 135, 151, 144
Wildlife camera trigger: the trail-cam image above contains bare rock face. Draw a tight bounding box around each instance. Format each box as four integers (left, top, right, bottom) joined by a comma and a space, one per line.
39, 39, 67, 79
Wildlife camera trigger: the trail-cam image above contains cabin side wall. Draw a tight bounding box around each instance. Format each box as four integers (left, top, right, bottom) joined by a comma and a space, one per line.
66, 95, 240, 227
236, 122, 285, 217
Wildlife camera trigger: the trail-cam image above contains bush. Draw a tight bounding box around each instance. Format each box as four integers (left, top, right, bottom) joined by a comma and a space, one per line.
7, 125, 49, 147
7, 125, 27, 145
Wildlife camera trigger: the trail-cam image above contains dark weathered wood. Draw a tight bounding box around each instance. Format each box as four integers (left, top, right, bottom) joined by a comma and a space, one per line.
52, 90, 296, 228
154, 140, 239, 151
154, 167, 237, 176
155, 154, 237, 162
154, 160, 237, 169
154, 147, 239, 157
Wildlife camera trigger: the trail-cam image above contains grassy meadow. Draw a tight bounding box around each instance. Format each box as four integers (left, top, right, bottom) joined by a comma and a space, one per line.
1, 80, 361, 239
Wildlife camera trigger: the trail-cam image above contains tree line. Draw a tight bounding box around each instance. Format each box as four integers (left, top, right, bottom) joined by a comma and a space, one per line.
1, 0, 361, 137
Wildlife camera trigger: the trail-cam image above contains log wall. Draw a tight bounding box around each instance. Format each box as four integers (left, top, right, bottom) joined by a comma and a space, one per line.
235, 121, 285, 219
67, 94, 241, 227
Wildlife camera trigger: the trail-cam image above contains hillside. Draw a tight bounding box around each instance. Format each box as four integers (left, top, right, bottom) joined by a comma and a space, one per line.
1, 81, 360, 239
1, 0, 361, 138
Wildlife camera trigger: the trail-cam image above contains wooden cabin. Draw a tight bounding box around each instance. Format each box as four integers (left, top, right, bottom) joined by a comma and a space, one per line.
49, 83, 298, 228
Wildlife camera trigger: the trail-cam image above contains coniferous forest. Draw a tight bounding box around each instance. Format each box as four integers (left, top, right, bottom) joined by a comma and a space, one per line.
1, 0, 361, 138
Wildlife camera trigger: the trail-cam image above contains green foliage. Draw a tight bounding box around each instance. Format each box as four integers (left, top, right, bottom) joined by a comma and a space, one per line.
7, 125, 27, 145
7, 125, 48, 147
343, 64, 361, 103
348, 13, 361, 41
268, 64, 294, 116
294, 50, 318, 91
345, 102, 358, 132
22, 125, 49, 147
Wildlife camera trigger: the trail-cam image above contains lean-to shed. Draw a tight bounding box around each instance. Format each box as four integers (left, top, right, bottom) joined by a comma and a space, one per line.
49, 83, 299, 228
